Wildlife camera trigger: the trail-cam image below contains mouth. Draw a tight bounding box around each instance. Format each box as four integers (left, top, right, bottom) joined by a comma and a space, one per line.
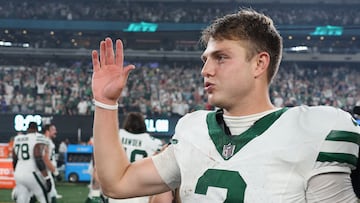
204, 81, 214, 92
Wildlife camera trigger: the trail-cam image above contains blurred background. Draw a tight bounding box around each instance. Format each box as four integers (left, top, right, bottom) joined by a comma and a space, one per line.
0, 0, 359, 193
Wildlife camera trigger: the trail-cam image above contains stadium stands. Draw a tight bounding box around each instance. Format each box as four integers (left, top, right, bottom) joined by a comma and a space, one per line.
0, 1, 358, 116
0, 60, 358, 116
0, 0, 359, 52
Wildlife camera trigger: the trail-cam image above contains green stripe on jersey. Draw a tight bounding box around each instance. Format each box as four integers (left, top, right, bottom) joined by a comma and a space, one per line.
317, 152, 358, 167
325, 130, 360, 144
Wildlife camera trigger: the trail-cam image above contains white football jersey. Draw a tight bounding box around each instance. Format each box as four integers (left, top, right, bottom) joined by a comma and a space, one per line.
13, 132, 53, 203
153, 105, 360, 203
45, 137, 57, 167
119, 129, 163, 162
109, 129, 163, 203
13, 132, 48, 173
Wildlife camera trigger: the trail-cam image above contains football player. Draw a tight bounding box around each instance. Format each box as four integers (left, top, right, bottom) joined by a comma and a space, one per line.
12, 122, 52, 203
43, 123, 62, 201
91, 8, 360, 202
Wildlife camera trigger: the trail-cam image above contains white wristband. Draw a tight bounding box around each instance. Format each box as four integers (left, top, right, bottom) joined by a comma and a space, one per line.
93, 99, 118, 110
44, 176, 51, 180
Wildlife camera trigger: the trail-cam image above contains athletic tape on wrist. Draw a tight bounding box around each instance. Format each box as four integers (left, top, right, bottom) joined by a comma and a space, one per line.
93, 99, 118, 110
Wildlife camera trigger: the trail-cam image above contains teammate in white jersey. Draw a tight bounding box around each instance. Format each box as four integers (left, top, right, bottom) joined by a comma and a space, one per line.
120, 112, 163, 163
108, 112, 163, 203
43, 123, 62, 201
12, 122, 52, 203
90, 8, 360, 202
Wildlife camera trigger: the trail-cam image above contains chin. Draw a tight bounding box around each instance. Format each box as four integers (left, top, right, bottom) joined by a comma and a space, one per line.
207, 97, 218, 107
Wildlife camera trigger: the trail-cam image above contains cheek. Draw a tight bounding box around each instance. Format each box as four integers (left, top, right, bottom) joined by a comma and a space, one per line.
225, 69, 253, 91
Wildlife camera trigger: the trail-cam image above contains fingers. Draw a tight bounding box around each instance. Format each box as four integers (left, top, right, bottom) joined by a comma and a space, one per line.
92, 50, 100, 72
95, 38, 132, 72
105, 38, 115, 65
115, 39, 123, 67
98, 38, 121, 68
99, 40, 106, 68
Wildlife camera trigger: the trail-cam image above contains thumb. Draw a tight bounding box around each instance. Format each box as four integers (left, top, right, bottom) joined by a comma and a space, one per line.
121, 64, 136, 84
123, 64, 136, 75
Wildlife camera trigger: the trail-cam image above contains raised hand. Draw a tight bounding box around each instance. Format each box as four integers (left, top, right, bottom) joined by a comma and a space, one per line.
91, 38, 135, 105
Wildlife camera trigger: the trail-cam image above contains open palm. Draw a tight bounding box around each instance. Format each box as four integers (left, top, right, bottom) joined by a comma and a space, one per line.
91, 38, 135, 105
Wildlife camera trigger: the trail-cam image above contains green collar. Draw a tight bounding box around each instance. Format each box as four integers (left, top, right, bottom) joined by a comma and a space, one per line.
206, 108, 288, 160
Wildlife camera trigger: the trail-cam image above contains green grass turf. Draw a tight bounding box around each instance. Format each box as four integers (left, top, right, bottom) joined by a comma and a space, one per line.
0, 182, 90, 203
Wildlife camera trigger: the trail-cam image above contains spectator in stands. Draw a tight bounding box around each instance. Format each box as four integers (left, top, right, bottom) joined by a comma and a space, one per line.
0, 60, 359, 115
0, 95, 6, 113
2, 1, 360, 26
91, 8, 360, 202
36, 77, 47, 98
77, 97, 89, 115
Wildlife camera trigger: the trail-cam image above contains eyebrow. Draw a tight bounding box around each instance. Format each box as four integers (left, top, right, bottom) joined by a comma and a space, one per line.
201, 50, 224, 62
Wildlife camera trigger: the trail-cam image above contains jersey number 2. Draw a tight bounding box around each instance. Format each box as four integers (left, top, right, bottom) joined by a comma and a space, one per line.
195, 169, 246, 203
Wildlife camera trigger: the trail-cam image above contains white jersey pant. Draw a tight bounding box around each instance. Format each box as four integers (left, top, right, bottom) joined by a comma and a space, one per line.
13, 170, 52, 203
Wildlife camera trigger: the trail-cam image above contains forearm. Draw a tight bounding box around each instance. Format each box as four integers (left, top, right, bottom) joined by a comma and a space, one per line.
44, 147, 56, 173
93, 107, 130, 193
44, 156, 56, 173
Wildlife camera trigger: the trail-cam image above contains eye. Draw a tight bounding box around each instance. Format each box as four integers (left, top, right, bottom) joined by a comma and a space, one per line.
216, 55, 227, 63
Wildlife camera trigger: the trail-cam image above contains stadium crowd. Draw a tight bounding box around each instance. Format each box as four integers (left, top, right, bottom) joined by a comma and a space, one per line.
0, 61, 358, 116
0, 1, 359, 117
0, 0, 360, 25
1, 1, 359, 53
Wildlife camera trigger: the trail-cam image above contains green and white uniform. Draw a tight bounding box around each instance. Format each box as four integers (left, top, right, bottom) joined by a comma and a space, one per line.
12, 132, 50, 203
45, 137, 59, 199
45, 137, 57, 169
120, 129, 163, 163
152, 106, 360, 203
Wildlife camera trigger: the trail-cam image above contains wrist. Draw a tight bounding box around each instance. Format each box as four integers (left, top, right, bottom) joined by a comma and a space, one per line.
53, 169, 59, 176
44, 175, 51, 180
93, 99, 118, 110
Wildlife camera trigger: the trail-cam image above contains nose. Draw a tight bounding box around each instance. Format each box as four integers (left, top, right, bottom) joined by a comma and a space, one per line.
201, 60, 214, 78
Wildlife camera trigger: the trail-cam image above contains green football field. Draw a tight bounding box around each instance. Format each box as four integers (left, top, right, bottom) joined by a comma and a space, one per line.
0, 182, 89, 203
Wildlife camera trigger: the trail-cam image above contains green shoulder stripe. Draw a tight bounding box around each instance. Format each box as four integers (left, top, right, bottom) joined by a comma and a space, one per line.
317, 152, 358, 167
325, 130, 360, 144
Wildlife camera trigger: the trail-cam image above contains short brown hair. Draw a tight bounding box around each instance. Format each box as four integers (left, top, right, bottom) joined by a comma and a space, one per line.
123, 112, 147, 134
200, 8, 283, 84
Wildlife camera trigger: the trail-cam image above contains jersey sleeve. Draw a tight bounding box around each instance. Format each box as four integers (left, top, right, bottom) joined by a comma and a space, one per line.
151, 144, 181, 190
311, 108, 360, 176
35, 134, 49, 145
306, 172, 357, 202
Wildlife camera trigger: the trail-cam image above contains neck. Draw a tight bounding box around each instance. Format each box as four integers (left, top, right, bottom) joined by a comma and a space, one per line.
223, 97, 275, 117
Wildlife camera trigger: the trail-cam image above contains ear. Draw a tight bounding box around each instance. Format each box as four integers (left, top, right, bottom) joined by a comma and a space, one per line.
254, 52, 270, 78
